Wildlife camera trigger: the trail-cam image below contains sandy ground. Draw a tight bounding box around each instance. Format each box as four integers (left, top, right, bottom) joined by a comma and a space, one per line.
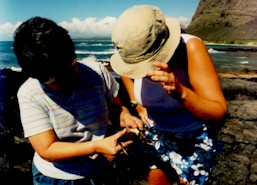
218, 71, 257, 79
204, 41, 257, 47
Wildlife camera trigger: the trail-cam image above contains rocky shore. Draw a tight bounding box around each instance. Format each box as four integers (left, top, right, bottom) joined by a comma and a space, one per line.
210, 76, 257, 185
0, 67, 257, 184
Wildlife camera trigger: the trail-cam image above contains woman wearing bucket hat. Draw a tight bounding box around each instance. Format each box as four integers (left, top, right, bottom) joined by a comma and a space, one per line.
110, 4, 227, 185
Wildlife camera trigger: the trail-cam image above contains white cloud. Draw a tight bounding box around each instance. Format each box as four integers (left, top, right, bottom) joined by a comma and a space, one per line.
0, 16, 191, 41
0, 22, 21, 41
59, 16, 117, 38
166, 16, 191, 29
177, 17, 191, 28
0, 17, 117, 41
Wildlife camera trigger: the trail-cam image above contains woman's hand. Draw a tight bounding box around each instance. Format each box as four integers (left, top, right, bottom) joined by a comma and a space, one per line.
147, 61, 183, 95
146, 38, 227, 121
136, 104, 150, 124
120, 106, 143, 129
94, 129, 132, 161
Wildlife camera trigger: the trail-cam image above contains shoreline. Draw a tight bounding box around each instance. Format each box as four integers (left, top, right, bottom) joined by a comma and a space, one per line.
204, 42, 257, 52
3, 62, 257, 80
218, 72, 257, 79
204, 41, 257, 47
102, 61, 257, 80
217, 70, 257, 79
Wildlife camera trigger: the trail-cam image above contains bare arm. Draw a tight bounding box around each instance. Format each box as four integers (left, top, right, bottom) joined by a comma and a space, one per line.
147, 38, 227, 121
29, 128, 131, 162
109, 95, 143, 128
120, 76, 149, 124
28, 93, 141, 162
120, 76, 136, 102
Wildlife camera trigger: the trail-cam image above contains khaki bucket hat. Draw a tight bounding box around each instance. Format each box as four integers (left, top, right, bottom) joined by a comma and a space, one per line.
110, 5, 181, 79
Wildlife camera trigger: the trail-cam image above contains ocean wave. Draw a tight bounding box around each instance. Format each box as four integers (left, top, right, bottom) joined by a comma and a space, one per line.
239, 61, 249, 64
75, 49, 116, 55
76, 43, 113, 47
8, 66, 22, 72
208, 48, 225, 54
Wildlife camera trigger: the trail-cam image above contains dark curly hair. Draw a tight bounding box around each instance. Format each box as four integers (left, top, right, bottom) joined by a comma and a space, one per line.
13, 17, 76, 82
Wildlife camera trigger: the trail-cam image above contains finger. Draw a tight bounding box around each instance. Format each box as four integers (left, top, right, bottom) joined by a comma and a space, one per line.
152, 62, 169, 71
120, 140, 133, 148
106, 155, 115, 162
150, 75, 169, 82
144, 117, 150, 124
147, 70, 168, 77
164, 85, 176, 91
141, 116, 148, 124
117, 141, 133, 156
126, 121, 138, 128
134, 117, 144, 128
117, 142, 129, 156
114, 128, 127, 140
140, 114, 149, 124
153, 73, 176, 86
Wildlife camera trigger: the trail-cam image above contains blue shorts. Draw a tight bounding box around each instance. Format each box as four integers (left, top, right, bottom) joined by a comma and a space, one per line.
32, 162, 114, 185
139, 124, 221, 185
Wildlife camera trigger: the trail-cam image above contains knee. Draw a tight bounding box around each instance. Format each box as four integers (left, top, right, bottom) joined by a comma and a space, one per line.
148, 169, 172, 185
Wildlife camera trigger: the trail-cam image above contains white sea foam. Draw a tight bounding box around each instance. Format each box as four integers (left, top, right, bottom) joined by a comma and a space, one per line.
10, 66, 22, 71
1, 40, 257, 73
77, 43, 113, 47
208, 48, 225, 54
75, 49, 116, 55
239, 61, 249, 64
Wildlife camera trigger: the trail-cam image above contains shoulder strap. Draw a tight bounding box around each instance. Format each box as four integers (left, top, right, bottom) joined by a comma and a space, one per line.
169, 38, 189, 86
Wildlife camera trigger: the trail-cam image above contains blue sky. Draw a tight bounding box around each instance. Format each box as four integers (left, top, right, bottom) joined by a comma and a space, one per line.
0, 0, 200, 41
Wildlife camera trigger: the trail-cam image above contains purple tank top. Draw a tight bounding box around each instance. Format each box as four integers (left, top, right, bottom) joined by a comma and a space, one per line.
134, 34, 203, 132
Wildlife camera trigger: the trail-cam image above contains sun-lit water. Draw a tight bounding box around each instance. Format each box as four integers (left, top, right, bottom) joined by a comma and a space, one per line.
206, 44, 257, 72
1, 40, 257, 73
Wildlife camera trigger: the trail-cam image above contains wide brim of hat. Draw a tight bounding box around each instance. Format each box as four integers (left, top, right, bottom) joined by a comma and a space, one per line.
110, 18, 181, 79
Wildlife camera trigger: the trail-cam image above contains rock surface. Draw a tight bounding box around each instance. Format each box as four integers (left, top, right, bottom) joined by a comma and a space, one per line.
186, 0, 257, 41
0, 68, 257, 184
210, 78, 257, 185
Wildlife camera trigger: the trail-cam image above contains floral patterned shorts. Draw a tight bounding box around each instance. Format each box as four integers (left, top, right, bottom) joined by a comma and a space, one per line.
139, 124, 221, 185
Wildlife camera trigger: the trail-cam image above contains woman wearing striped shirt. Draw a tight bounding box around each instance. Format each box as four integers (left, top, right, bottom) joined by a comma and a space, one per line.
14, 17, 143, 185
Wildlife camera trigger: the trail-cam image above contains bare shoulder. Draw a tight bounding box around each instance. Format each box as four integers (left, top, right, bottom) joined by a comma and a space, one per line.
185, 35, 217, 87
185, 36, 207, 52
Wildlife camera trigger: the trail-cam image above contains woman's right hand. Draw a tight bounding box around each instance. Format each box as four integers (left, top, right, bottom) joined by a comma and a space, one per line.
94, 129, 132, 161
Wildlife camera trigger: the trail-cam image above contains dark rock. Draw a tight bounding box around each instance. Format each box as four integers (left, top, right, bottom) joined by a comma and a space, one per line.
208, 77, 257, 185
220, 78, 257, 100
1, 68, 257, 185
0, 68, 33, 184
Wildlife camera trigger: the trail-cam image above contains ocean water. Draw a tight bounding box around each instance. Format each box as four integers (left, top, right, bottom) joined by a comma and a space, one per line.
1, 40, 257, 74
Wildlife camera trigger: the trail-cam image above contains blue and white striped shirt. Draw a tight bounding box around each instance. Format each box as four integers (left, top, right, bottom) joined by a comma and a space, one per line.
17, 61, 119, 179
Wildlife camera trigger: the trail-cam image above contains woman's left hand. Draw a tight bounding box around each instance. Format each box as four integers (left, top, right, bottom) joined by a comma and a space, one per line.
146, 61, 181, 95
